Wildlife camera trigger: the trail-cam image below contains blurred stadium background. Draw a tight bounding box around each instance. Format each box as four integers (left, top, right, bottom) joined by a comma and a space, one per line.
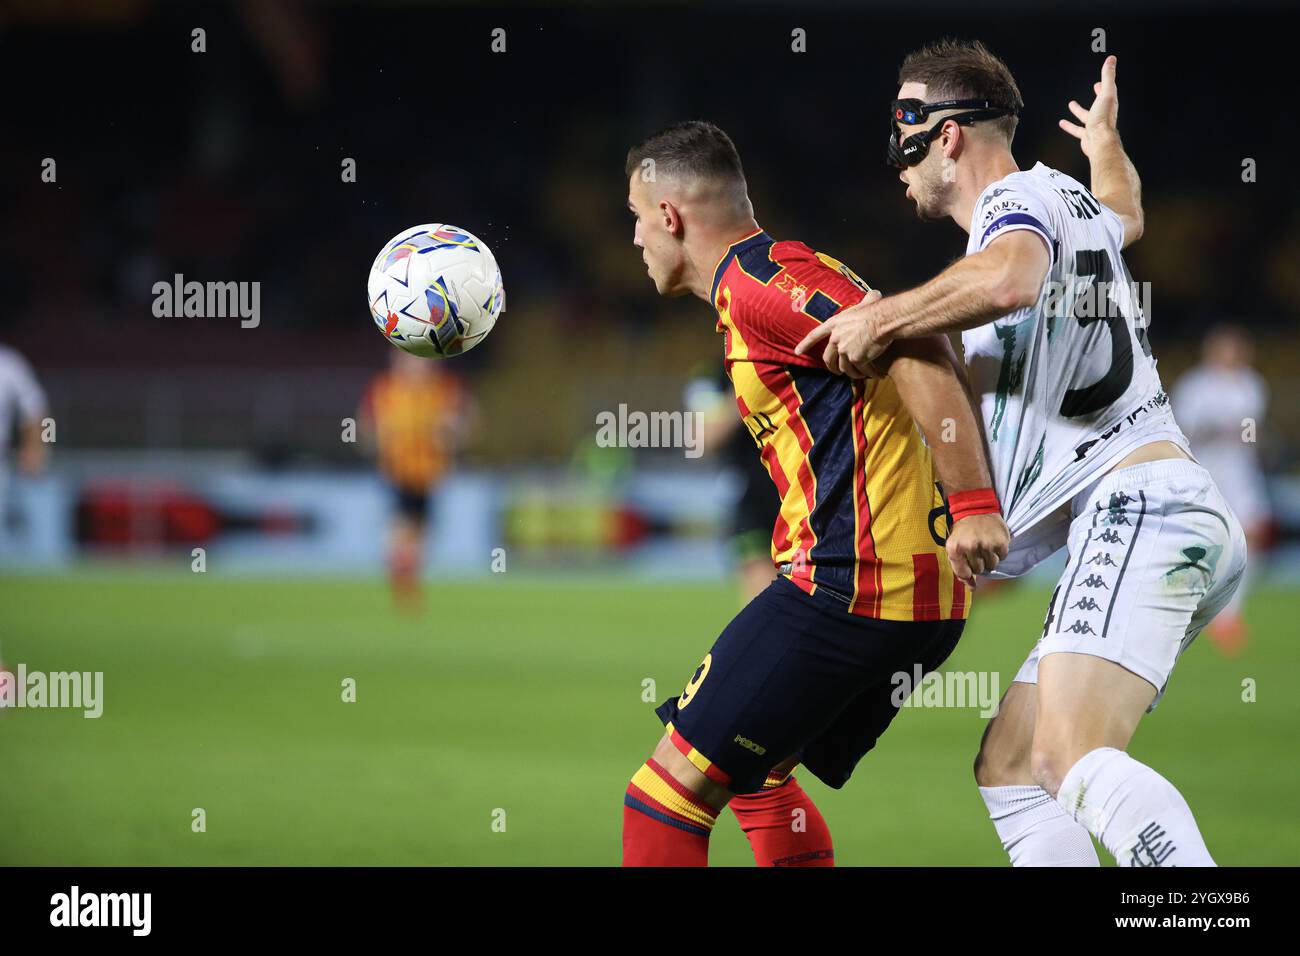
1, 0, 1297, 865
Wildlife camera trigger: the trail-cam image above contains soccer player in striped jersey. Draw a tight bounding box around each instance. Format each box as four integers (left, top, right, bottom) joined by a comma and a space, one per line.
621, 120, 1009, 866
359, 351, 473, 609
802, 43, 1245, 866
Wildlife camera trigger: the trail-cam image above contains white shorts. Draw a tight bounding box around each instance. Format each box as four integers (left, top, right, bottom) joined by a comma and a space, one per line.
1013, 459, 1246, 709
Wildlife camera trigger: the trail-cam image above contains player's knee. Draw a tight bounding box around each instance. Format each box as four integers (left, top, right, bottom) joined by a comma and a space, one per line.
972, 713, 1032, 788
972, 744, 994, 787
1028, 738, 1075, 798
973, 735, 1024, 788
646, 734, 731, 807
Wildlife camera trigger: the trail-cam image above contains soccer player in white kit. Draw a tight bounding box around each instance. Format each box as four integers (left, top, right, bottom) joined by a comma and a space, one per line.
0, 343, 49, 532
798, 42, 1245, 866
0, 342, 49, 679
1172, 326, 1269, 654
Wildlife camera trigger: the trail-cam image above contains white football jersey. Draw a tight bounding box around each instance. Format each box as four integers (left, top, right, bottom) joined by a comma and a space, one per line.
0, 344, 47, 457
1171, 364, 1270, 526
961, 163, 1189, 575
1171, 364, 1267, 463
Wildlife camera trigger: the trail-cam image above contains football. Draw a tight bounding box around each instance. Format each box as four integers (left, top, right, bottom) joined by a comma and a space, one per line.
366, 224, 504, 357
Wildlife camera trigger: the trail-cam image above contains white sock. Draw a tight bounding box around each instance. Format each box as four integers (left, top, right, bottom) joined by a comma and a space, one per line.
1056, 747, 1216, 867
979, 785, 1100, 867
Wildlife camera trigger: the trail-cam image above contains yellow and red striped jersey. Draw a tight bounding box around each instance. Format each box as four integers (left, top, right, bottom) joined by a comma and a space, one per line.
362, 371, 464, 492
713, 230, 967, 621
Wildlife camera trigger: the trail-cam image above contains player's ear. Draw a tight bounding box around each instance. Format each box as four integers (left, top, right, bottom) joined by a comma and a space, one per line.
661, 199, 684, 238
940, 119, 963, 160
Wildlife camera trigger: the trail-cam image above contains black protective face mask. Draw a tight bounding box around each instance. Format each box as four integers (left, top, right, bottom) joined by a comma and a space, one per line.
888, 98, 1019, 168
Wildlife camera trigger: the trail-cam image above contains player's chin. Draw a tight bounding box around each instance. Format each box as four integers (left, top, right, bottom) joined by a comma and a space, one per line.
915, 201, 944, 222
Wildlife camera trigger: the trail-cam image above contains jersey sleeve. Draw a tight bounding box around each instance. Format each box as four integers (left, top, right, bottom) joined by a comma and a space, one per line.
727, 240, 872, 368
973, 181, 1056, 262
1098, 203, 1127, 252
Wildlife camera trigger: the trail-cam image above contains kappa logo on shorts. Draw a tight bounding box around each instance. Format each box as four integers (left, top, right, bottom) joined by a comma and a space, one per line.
1081, 574, 1110, 589
1065, 620, 1097, 635
1101, 491, 1136, 525
1098, 528, 1126, 545
1086, 552, 1119, 567
1070, 596, 1103, 612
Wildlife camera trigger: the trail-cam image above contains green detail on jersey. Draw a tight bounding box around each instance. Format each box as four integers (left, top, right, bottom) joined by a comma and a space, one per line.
990, 321, 1027, 442
1009, 434, 1045, 512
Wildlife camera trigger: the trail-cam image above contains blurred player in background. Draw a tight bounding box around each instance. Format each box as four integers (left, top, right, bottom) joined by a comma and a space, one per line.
622, 120, 1007, 867
1172, 325, 1270, 654
684, 363, 780, 601
0, 342, 49, 537
359, 351, 473, 609
0, 341, 49, 680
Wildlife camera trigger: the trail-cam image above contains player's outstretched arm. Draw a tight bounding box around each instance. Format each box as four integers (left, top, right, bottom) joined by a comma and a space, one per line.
876, 335, 1009, 586
795, 232, 1048, 370
1060, 55, 1144, 248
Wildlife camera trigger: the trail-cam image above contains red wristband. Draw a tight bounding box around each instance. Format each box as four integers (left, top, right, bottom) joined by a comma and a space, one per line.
948, 488, 1001, 524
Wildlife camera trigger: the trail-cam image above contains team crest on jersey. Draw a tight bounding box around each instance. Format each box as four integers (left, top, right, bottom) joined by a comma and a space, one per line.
775, 273, 807, 306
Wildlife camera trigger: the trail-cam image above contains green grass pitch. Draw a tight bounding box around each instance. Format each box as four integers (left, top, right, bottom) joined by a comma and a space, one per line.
1, 572, 1296, 865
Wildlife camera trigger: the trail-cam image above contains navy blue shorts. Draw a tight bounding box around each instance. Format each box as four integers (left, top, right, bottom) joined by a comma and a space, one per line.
655, 575, 964, 795
392, 486, 430, 523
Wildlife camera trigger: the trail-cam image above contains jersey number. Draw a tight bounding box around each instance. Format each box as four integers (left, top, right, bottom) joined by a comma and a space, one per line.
678, 654, 712, 710
1059, 249, 1134, 418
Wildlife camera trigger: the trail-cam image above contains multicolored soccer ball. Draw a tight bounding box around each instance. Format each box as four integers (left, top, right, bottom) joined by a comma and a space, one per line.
367, 224, 504, 357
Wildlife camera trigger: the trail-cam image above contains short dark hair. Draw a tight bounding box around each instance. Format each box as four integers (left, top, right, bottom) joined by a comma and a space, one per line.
898, 39, 1023, 143
624, 120, 747, 191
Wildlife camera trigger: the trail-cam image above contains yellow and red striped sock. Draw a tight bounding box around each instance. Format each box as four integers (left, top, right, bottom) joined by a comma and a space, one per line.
622, 759, 719, 867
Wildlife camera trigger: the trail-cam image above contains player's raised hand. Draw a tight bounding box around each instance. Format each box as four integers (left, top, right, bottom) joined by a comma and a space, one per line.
1059, 54, 1120, 158
946, 513, 1010, 590
794, 290, 888, 377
